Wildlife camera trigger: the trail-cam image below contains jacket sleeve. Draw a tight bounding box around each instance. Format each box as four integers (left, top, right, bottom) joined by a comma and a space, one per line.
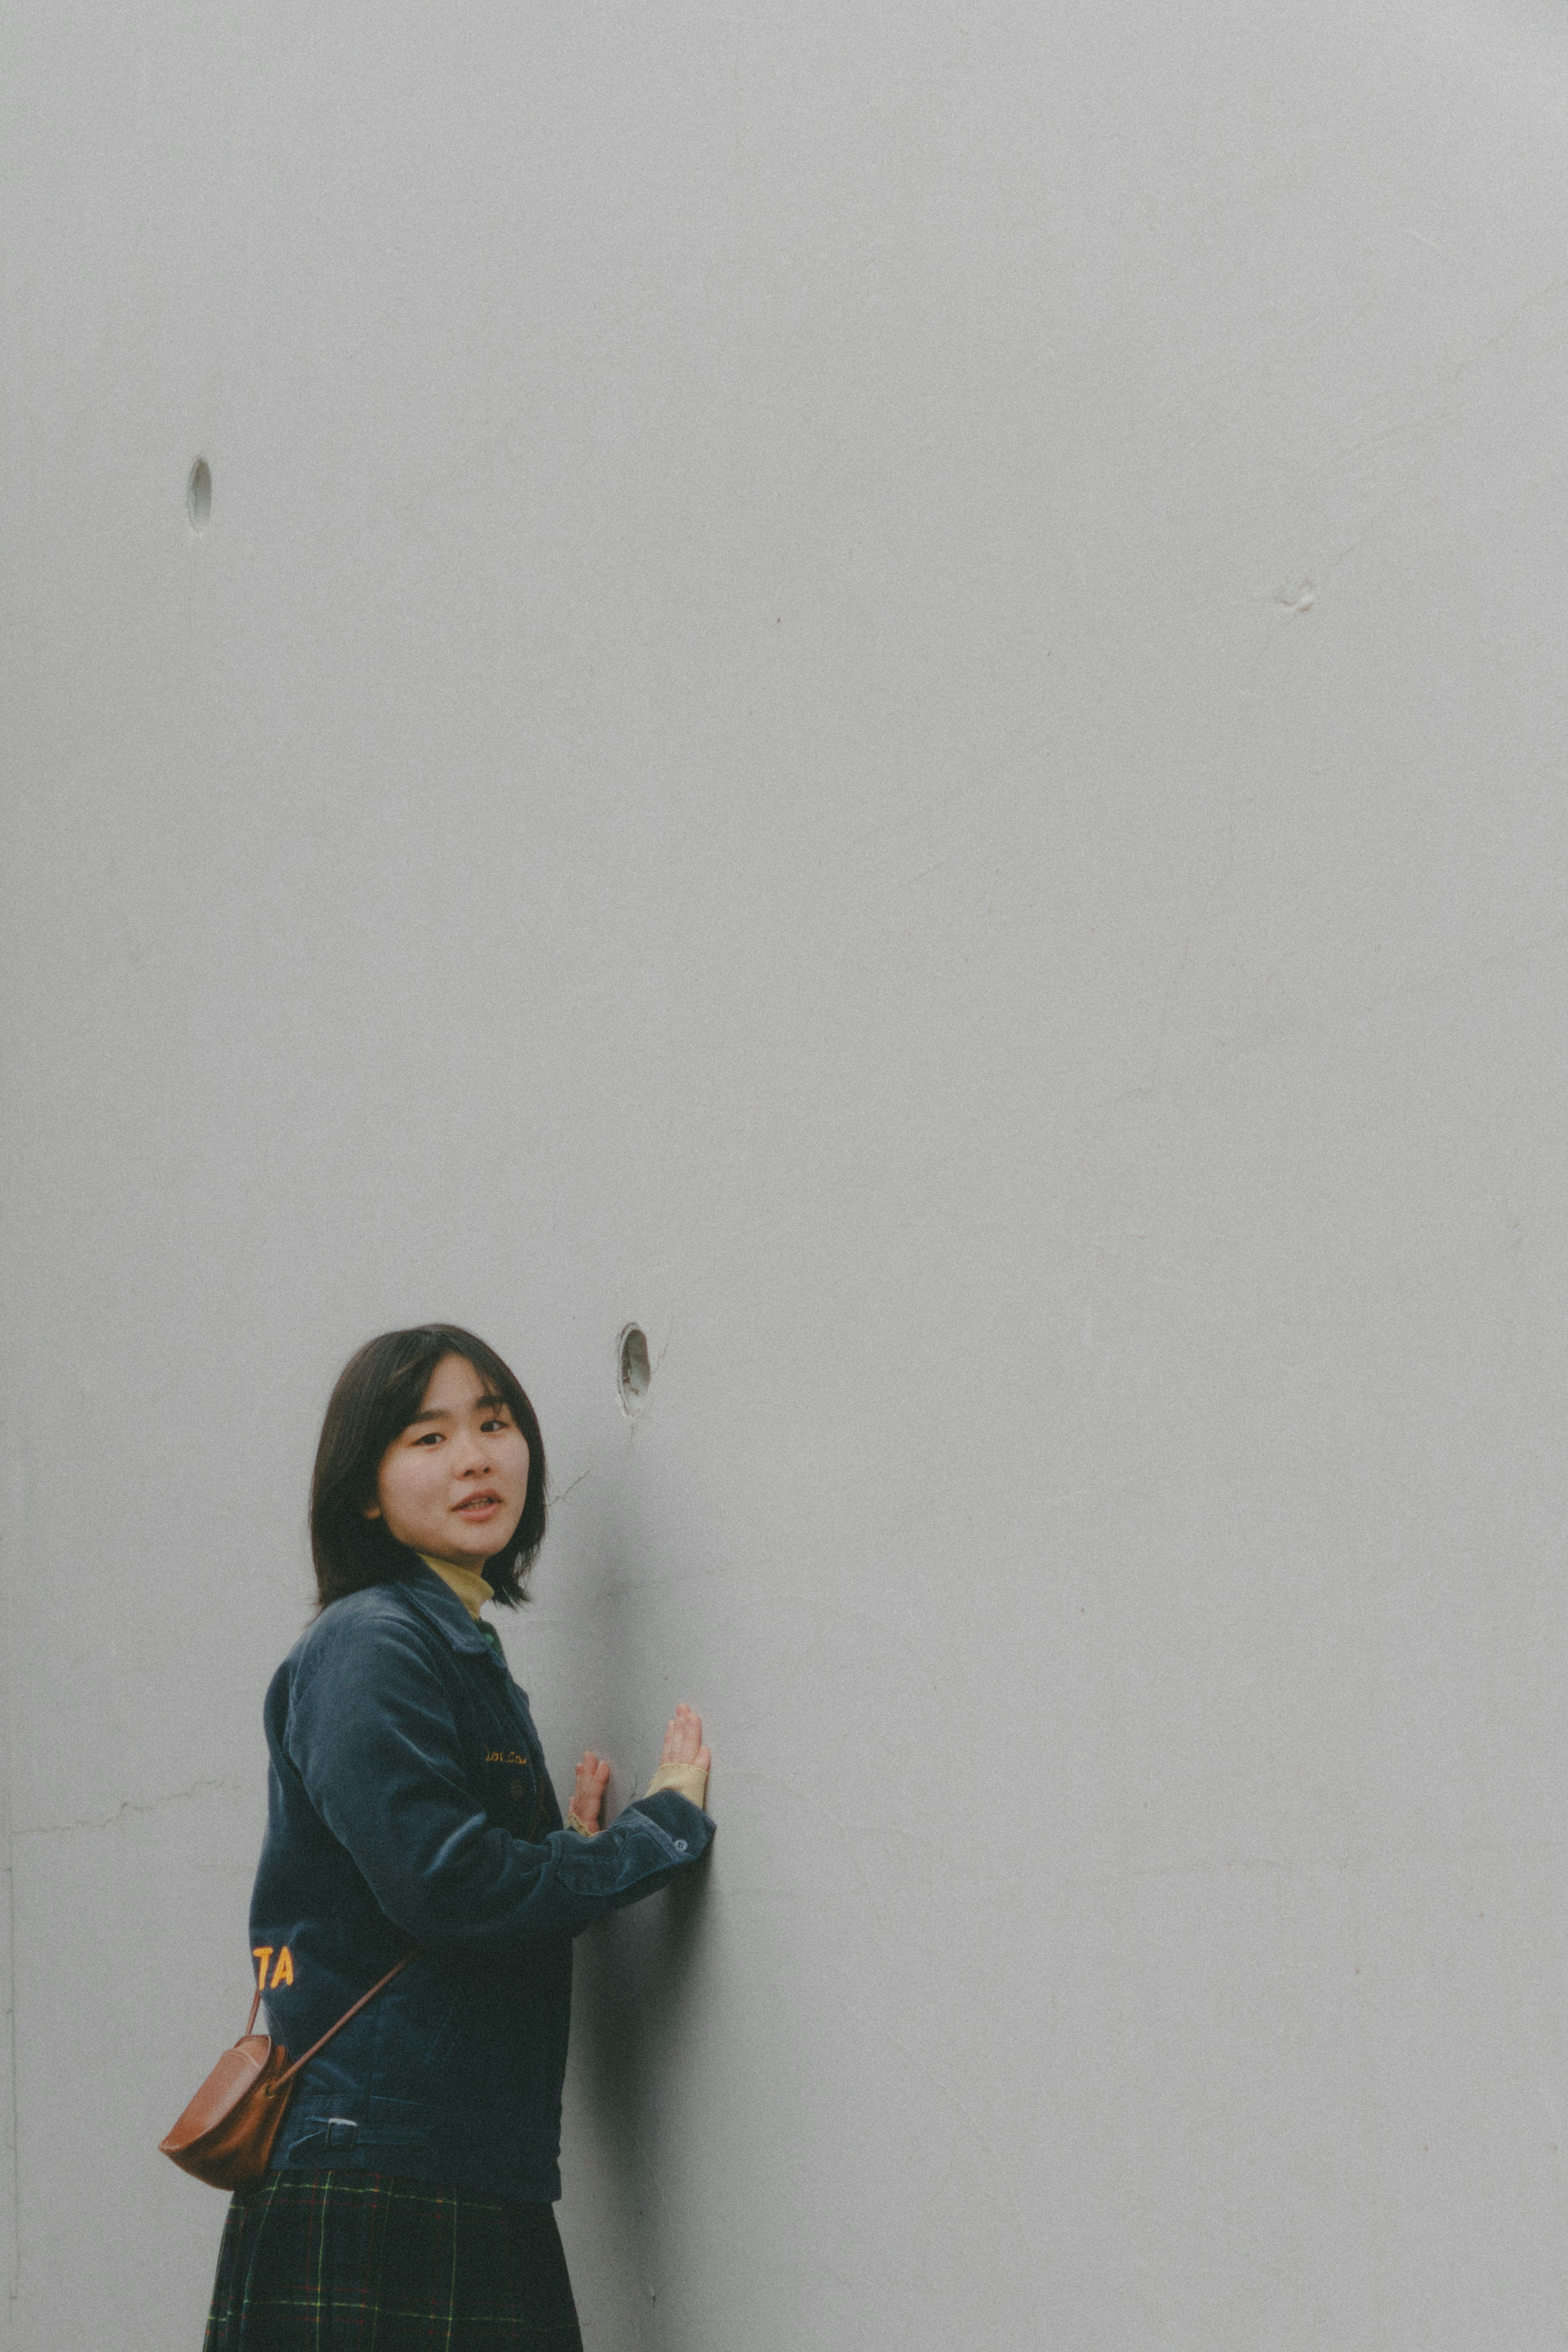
284, 1605, 712, 1950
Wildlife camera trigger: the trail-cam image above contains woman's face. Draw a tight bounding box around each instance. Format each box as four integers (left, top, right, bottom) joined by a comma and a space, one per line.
364, 1352, 530, 1570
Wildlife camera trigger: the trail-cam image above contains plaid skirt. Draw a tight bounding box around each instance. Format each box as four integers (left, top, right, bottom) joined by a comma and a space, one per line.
203, 2171, 584, 2352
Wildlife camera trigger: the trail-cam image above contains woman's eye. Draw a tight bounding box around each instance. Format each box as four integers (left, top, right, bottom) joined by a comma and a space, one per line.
413, 1431, 442, 1447
481, 1415, 508, 1432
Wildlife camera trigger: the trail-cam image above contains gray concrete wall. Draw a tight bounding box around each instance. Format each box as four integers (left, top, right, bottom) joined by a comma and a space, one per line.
5, 1, 1568, 2344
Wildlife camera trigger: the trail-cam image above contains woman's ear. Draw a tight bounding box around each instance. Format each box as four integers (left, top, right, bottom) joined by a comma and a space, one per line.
361, 1501, 382, 1520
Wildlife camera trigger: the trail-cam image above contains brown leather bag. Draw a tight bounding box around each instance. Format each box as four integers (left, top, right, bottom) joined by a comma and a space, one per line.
160, 1954, 414, 2191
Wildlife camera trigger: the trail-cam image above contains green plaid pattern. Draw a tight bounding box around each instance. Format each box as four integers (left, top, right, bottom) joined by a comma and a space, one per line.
203, 2170, 583, 2351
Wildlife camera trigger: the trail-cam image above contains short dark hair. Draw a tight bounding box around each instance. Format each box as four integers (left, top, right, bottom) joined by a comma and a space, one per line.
310, 1324, 547, 1610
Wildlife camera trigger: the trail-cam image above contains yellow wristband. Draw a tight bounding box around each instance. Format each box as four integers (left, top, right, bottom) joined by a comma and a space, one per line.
643, 1759, 708, 1810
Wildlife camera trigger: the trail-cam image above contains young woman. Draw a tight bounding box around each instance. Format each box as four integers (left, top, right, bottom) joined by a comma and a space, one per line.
203, 1323, 714, 2351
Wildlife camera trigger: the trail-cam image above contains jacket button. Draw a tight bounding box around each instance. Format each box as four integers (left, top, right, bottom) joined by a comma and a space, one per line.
674, 1839, 688, 1853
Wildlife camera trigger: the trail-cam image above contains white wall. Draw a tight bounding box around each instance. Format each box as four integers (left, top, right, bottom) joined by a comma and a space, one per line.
6, 1, 1568, 2344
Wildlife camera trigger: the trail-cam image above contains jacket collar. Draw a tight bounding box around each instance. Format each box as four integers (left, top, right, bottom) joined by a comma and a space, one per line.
402, 1560, 495, 1656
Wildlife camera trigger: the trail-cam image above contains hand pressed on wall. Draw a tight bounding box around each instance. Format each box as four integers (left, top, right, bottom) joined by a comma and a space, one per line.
644, 1702, 712, 1811
565, 1704, 712, 1834
566, 1750, 611, 1835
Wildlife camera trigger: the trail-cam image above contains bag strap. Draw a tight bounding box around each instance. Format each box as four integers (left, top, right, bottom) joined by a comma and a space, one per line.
243, 1953, 416, 2087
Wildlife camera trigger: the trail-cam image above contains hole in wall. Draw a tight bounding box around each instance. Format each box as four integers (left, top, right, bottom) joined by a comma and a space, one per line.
617, 1325, 651, 1415
187, 457, 212, 531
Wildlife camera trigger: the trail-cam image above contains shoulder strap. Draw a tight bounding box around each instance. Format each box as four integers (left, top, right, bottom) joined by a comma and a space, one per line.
242, 1954, 416, 2087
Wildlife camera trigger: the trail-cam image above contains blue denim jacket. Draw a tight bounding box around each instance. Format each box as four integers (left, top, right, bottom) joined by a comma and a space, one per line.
249, 1563, 712, 2200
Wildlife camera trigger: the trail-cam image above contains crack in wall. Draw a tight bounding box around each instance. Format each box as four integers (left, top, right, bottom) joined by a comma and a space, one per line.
12, 1777, 242, 1840
1450, 274, 1566, 383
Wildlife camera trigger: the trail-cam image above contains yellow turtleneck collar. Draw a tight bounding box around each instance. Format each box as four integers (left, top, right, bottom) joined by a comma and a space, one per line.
417, 1553, 495, 1622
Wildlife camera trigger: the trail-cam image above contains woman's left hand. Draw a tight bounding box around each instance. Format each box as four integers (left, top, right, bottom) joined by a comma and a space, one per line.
567, 1750, 611, 1836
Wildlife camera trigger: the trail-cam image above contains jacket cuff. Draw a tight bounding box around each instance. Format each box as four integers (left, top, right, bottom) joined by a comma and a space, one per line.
624, 1786, 714, 1855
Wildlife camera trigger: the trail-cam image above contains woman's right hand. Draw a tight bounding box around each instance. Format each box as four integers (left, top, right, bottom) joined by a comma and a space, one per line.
567, 1749, 611, 1836
644, 1703, 712, 1810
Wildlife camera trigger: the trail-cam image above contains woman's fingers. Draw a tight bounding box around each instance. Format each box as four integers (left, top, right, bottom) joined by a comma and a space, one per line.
659, 1704, 704, 1768
570, 1750, 612, 1833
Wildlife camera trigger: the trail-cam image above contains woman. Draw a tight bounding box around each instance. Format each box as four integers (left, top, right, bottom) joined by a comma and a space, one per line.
204, 1323, 714, 2350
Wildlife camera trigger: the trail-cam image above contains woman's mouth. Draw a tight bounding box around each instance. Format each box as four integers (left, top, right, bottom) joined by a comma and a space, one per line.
455, 1492, 502, 1519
